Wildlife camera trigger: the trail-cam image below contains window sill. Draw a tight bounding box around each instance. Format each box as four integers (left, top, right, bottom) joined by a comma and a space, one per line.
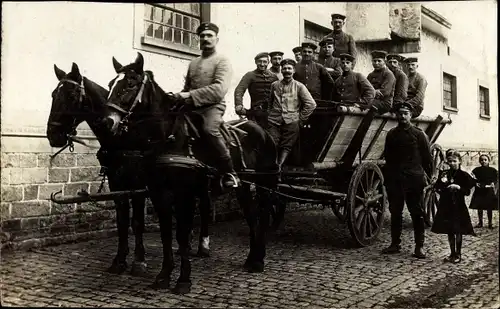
443, 106, 458, 113
139, 36, 201, 60
480, 114, 491, 120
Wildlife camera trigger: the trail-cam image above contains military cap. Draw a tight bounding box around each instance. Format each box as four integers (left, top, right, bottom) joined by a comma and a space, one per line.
324, 38, 334, 45
371, 50, 388, 59
280, 58, 296, 67
319, 40, 327, 47
301, 42, 318, 50
254, 52, 269, 60
196, 22, 219, 35
269, 51, 284, 58
405, 57, 418, 63
386, 54, 403, 62
339, 53, 355, 62
292, 46, 302, 53
393, 102, 414, 113
331, 13, 346, 20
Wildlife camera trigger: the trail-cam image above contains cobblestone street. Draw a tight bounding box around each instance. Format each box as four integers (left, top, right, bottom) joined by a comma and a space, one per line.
1, 208, 498, 308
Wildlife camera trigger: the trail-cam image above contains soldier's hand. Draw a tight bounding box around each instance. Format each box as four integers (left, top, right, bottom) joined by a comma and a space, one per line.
447, 184, 461, 190
235, 107, 247, 116
375, 90, 383, 98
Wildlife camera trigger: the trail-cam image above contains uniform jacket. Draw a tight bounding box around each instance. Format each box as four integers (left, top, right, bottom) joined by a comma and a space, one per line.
321, 55, 343, 80
332, 71, 375, 105
183, 51, 232, 108
267, 79, 317, 126
383, 124, 433, 189
322, 31, 357, 60
367, 67, 396, 105
234, 69, 279, 112
293, 60, 335, 101
406, 72, 427, 107
391, 68, 409, 104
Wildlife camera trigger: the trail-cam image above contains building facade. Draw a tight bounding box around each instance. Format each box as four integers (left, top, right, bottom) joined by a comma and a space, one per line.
1, 2, 497, 249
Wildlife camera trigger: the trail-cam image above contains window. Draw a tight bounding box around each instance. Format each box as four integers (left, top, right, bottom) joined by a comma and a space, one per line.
443, 73, 457, 111
479, 86, 490, 118
304, 21, 330, 60
141, 3, 209, 56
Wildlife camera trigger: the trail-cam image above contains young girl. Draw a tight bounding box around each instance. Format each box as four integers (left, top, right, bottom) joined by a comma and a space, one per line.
431, 149, 476, 263
469, 154, 498, 229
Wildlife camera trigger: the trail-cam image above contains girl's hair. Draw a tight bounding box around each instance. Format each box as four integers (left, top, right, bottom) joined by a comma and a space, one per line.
446, 149, 461, 161
479, 154, 490, 162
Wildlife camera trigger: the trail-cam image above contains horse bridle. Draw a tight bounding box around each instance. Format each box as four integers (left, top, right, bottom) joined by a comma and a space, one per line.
49, 78, 91, 160
105, 73, 149, 133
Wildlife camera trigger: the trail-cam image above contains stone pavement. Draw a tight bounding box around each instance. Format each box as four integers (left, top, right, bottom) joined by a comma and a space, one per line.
1, 208, 498, 308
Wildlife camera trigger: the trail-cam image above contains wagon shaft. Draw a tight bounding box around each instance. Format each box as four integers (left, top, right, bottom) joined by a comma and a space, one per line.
277, 184, 346, 202
50, 189, 148, 204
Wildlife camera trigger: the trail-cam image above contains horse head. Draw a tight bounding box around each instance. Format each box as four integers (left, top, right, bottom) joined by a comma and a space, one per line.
47, 63, 87, 147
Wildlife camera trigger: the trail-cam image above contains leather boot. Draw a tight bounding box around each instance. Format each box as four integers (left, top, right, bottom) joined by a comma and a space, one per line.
277, 150, 290, 182
381, 243, 401, 254
412, 216, 426, 259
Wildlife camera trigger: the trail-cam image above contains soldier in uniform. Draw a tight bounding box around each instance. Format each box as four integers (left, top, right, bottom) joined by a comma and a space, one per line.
321, 38, 343, 80
234, 52, 279, 128
404, 57, 427, 118
321, 13, 358, 67
366, 50, 396, 114
382, 101, 433, 259
292, 46, 302, 63
293, 42, 335, 101
175, 22, 239, 188
386, 54, 409, 106
332, 53, 375, 107
269, 51, 284, 80
267, 59, 316, 175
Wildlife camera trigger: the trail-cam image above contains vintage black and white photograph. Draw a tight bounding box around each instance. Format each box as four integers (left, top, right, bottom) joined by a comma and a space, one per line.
1, 1, 498, 308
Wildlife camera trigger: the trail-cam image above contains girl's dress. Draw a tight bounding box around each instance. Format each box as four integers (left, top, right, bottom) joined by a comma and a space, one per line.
469, 165, 498, 211
431, 168, 476, 235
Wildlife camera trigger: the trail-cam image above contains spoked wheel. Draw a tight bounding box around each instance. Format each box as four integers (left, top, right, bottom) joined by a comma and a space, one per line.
331, 200, 348, 222
424, 143, 445, 227
347, 162, 387, 247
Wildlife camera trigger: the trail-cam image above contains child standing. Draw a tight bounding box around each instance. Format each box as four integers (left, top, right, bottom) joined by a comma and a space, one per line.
431, 149, 476, 263
469, 154, 498, 229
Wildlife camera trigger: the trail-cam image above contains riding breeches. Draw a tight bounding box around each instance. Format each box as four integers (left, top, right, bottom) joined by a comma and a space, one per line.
266, 121, 300, 153
193, 105, 235, 174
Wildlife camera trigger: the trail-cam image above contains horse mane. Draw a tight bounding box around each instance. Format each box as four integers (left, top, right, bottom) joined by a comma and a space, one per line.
83, 77, 109, 100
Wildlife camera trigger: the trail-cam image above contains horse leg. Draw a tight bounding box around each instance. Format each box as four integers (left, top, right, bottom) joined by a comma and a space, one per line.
107, 198, 130, 274
197, 188, 211, 257
173, 196, 195, 294
236, 184, 257, 271
247, 187, 271, 273
150, 189, 174, 289
130, 196, 147, 276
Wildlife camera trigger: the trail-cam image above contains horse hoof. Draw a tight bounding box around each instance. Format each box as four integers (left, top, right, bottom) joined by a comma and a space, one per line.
130, 261, 147, 277
107, 261, 128, 274
245, 261, 264, 273
172, 281, 192, 295
197, 247, 210, 258
150, 279, 169, 290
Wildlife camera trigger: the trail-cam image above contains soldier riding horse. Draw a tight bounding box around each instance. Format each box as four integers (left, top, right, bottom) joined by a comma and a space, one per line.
46, 62, 213, 279
103, 52, 278, 294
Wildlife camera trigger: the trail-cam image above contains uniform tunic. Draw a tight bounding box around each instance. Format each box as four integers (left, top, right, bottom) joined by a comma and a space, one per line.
391, 67, 409, 104
470, 166, 499, 211
267, 79, 316, 152
321, 56, 343, 80
367, 67, 396, 113
406, 72, 427, 117
322, 31, 357, 61
332, 71, 375, 106
234, 69, 279, 127
431, 169, 476, 235
293, 61, 335, 101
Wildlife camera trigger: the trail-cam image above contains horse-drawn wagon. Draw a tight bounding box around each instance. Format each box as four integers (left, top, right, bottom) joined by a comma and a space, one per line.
234, 101, 450, 246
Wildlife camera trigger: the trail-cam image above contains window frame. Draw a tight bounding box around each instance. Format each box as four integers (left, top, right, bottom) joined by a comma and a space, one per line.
479, 85, 491, 119
442, 72, 458, 113
137, 3, 210, 59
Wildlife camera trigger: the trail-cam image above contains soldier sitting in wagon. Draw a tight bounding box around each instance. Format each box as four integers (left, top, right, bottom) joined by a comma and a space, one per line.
320, 38, 343, 81
386, 54, 409, 106
267, 59, 317, 177
367, 50, 396, 114
403, 57, 427, 118
332, 53, 375, 109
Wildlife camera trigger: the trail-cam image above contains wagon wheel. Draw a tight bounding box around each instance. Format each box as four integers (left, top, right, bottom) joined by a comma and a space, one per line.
347, 162, 387, 247
423, 143, 445, 227
331, 199, 348, 222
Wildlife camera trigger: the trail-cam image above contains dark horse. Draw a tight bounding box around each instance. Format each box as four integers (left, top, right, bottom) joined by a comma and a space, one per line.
103, 52, 278, 294
46, 63, 211, 277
